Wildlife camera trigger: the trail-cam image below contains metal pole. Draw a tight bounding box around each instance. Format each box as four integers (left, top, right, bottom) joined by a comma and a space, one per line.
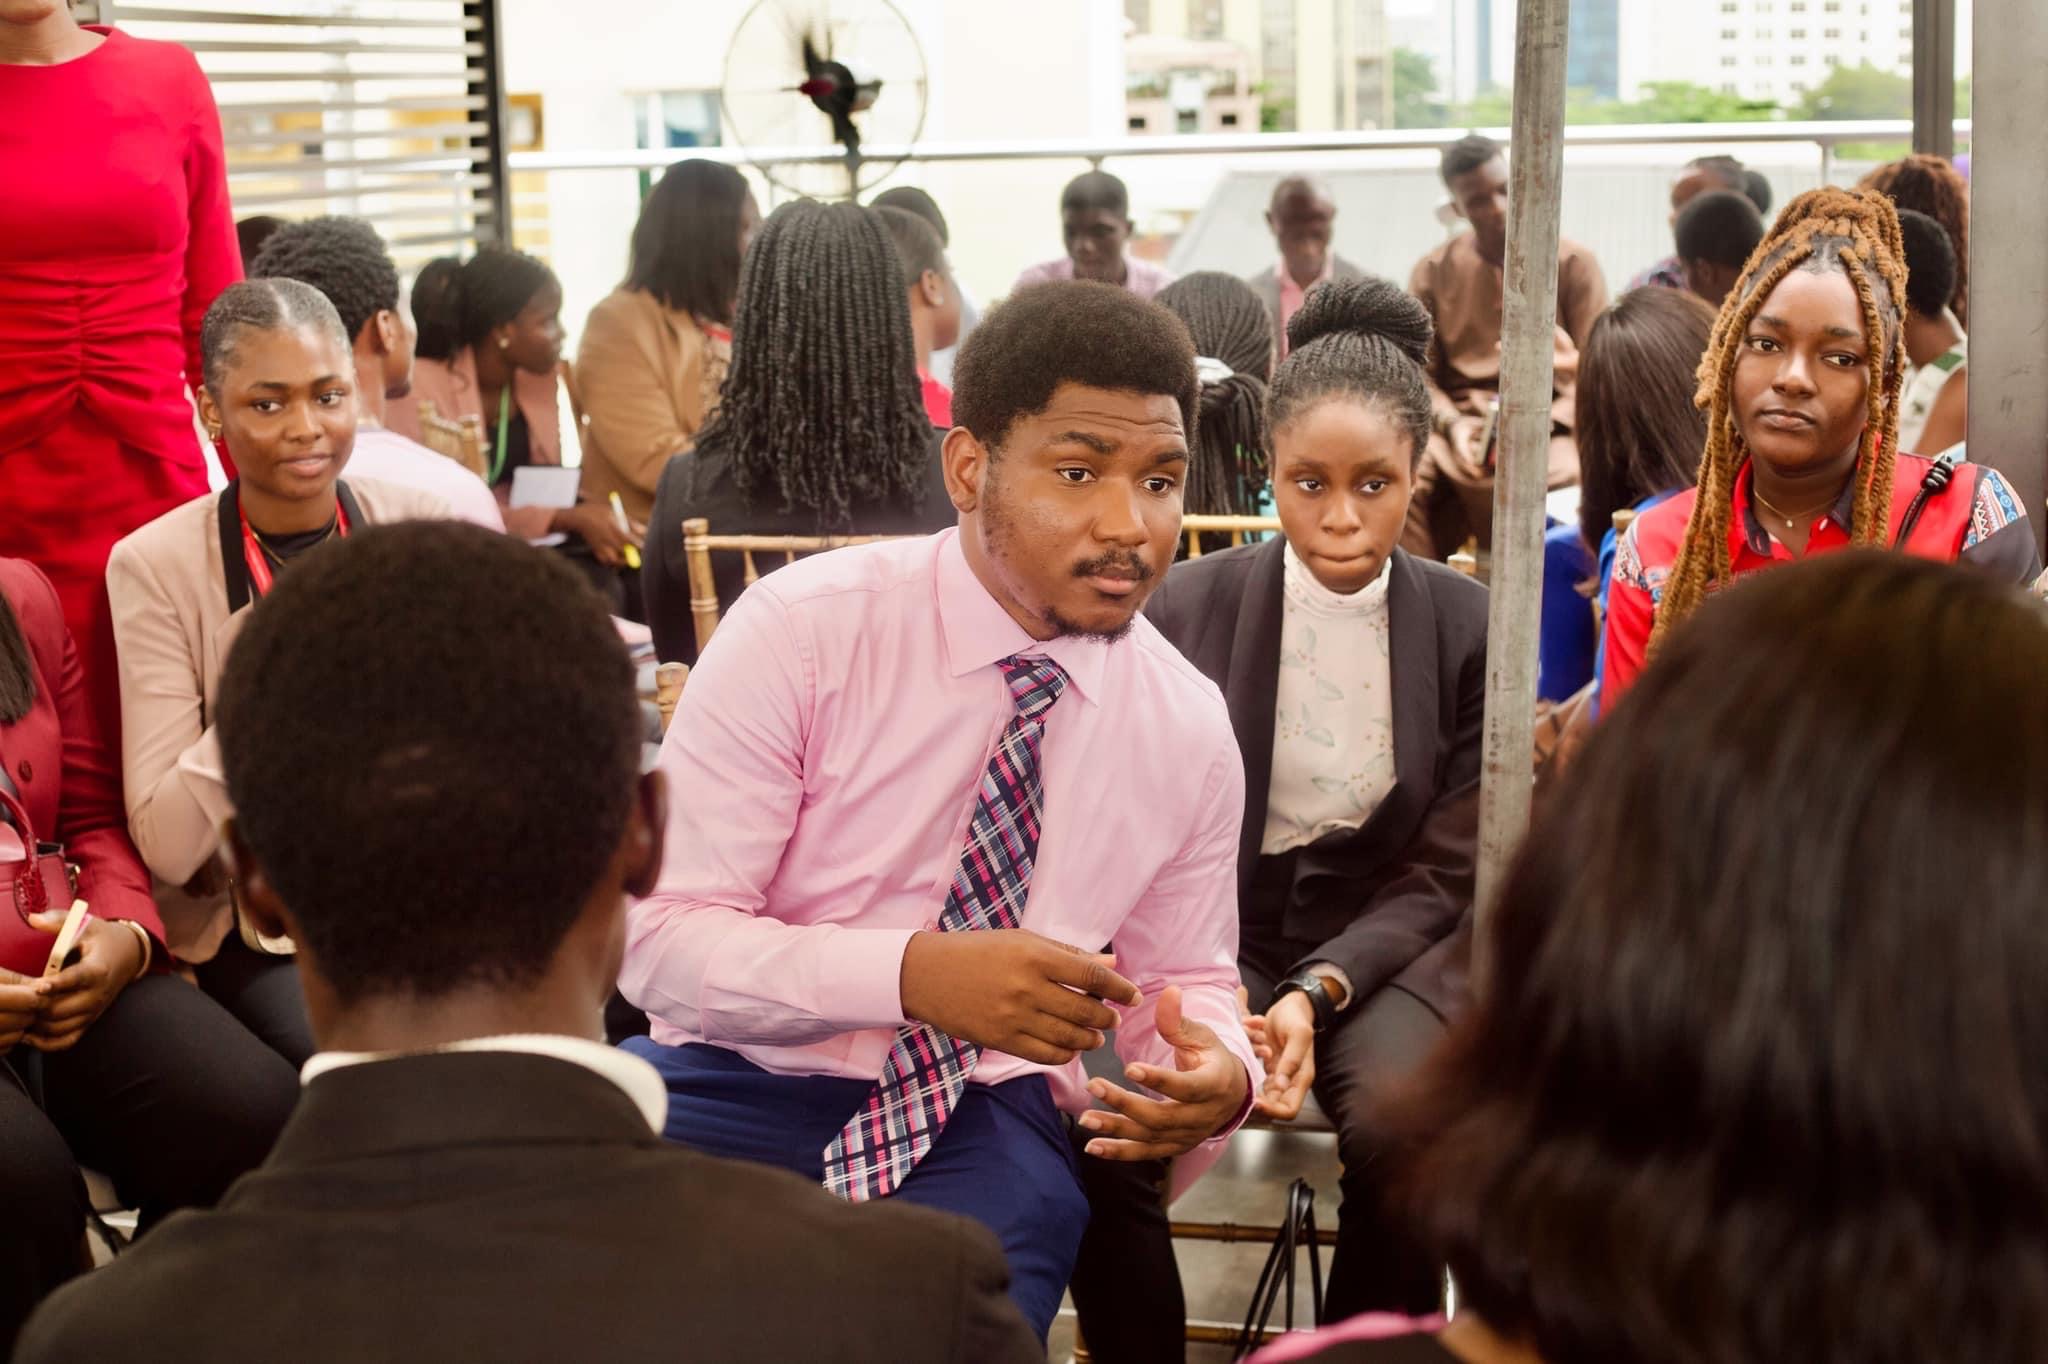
467, 0, 513, 247
1472, 0, 1569, 990
1968, 0, 2048, 555
1911, 0, 1956, 158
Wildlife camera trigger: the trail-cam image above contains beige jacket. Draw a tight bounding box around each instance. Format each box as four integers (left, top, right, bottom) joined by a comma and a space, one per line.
106, 477, 450, 961
573, 287, 730, 524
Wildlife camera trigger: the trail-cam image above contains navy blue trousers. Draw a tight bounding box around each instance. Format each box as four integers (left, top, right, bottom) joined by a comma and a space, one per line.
620, 1039, 1088, 1340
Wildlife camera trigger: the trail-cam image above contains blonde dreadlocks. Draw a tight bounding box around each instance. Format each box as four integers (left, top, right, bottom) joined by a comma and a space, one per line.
1648, 187, 1909, 653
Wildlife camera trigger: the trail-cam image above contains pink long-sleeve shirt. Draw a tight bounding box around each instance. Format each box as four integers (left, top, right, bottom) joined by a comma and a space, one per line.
622, 528, 1260, 1150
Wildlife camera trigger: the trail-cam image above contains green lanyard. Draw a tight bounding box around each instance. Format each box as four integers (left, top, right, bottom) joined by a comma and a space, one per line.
488, 386, 511, 486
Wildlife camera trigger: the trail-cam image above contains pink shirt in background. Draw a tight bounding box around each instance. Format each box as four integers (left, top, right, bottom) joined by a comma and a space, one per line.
918, 367, 953, 428
1247, 1314, 1451, 1363
1010, 254, 1178, 300
345, 427, 506, 532
621, 529, 1259, 1165
1276, 256, 1334, 358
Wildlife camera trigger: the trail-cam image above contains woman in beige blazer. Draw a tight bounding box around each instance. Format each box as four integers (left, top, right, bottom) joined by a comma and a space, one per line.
575, 160, 758, 527
108, 280, 448, 1064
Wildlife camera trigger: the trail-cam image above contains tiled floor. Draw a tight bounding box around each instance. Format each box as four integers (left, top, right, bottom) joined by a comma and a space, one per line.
1046, 1126, 1345, 1362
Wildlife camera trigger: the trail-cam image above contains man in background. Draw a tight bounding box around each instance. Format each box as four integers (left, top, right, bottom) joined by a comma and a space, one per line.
1012, 170, 1176, 299
1245, 175, 1365, 358
1629, 153, 1770, 291
1405, 133, 1608, 558
1674, 189, 1766, 309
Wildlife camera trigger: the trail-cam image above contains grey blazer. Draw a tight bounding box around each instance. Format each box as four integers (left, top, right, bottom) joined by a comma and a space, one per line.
1244, 254, 1369, 353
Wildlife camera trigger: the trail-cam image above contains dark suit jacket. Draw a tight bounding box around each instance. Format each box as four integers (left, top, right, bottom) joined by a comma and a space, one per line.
643, 427, 957, 664
15, 1051, 1040, 1364
1244, 254, 1367, 354
1143, 539, 1486, 1020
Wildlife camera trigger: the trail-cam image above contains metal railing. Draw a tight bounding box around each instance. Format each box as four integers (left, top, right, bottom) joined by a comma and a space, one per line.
510, 118, 1968, 187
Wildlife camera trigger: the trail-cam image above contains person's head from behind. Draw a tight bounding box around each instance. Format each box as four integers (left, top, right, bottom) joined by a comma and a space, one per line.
217, 524, 659, 1040
1860, 152, 1968, 320
948, 281, 1197, 642
1668, 152, 1747, 224
693, 199, 932, 525
1573, 287, 1715, 553
1156, 271, 1273, 517
1265, 175, 1337, 288
1439, 133, 1508, 264
1656, 187, 1908, 642
411, 245, 564, 376
1896, 207, 1959, 326
1265, 276, 1434, 595
871, 185, 950, 246
877, 204, 962, 358
198, 279, 358, 515
1399, 551, 2048, 1364
1059, 170, 1135, 284
1742, 166, 1774, 216
251, 215, 413, 401
625, 158, 758, 328
1673, 188, 1765, 308
235, 215, 288, 266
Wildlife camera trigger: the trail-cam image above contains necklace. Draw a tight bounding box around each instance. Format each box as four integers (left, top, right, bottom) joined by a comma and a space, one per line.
1750, 484, 1843, 530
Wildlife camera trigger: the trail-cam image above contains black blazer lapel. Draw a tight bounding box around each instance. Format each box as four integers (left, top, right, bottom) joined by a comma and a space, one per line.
1226, 536, 1287, 897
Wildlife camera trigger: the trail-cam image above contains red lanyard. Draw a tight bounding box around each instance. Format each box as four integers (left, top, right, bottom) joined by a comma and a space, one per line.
238, 495, 349, 599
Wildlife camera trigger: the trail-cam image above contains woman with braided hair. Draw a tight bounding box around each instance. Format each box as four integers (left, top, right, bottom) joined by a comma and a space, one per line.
1155, 271, 1275, 518
1600, 187, 2037, 707
1076, 276, 1488, 1353
641, 199, 953, 663
386, 248, 636, 565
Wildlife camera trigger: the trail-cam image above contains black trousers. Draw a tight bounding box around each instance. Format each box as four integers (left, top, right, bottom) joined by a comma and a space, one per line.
1069, 935, 1447, 1362
0, 973, 299, 1354
192, 935, 317, 1067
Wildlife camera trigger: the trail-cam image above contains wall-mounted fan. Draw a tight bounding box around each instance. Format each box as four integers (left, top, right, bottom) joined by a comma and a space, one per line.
720, 0, 930, 201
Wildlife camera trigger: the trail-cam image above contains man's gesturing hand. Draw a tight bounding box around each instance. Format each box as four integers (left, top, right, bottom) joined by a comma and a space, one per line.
1077, 986, 1251, 1161
899, 929, 1141, 1066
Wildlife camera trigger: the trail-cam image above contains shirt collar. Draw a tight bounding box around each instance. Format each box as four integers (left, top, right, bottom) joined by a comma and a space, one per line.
934, 527, 1109, 706
1279, 256, 1335, 295
302, 1033, 668, 1134
1734, 459, 1860, 556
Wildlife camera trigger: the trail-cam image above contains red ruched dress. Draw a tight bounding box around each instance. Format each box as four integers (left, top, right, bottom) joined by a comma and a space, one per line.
0, 25, 241, 739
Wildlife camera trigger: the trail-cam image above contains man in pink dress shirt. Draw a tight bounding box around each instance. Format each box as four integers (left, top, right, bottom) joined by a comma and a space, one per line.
619, 281, 1257, 1339
1011, 170, 1177, 300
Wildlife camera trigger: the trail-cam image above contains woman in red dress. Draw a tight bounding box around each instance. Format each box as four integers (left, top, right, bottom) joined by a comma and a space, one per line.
0, 2, 241, 741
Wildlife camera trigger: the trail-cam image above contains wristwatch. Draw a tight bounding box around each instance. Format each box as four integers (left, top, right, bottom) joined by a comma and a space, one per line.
1272, 971, 1339, 1035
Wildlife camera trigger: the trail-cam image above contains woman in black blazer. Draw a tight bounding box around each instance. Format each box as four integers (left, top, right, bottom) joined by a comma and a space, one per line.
1071, 278, 1484, 1356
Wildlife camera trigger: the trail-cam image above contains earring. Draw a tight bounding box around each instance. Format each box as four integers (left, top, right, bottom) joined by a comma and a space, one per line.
206, 425, 222, 441
498, 335, 511, 351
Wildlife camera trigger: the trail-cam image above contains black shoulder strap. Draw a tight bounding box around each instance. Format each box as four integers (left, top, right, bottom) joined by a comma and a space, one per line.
335, 479, 365, 531
217, 482, 252, 614
1892, 451, 1963, 549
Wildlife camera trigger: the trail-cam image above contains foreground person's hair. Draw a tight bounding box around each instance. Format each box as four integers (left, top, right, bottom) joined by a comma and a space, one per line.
1400, 551, 2048, 1364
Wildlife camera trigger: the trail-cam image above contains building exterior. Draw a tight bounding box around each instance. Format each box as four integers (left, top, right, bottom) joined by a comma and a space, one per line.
1130, 0, 1396, 132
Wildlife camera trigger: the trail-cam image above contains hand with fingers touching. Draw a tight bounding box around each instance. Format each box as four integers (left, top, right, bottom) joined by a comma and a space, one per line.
0, 965, 53, 1053
1250, 989, 1323, 1121
24, 911, 147, 1053
899, 928, 1142, 1067
1077, 985, 1253, 1162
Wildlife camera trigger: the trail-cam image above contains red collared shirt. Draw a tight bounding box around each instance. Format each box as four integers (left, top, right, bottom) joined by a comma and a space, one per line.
1601, 453, 2039, 705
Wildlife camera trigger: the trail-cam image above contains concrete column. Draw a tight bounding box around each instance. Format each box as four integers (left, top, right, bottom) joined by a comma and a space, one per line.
1911, 0, 1955, 158
1968, 0, 2048, 552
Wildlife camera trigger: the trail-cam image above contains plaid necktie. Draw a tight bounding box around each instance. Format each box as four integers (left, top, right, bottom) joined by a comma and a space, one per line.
821, 654, 1070, 1202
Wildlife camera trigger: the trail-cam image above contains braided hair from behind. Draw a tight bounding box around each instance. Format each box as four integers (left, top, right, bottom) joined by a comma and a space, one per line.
692, 199, 933, 526
1156, 271, 1274, 515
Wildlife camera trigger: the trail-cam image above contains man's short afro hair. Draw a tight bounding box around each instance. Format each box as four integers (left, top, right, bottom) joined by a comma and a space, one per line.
216, 522, 642, 1006
951, 280, 1198, 453
249, 215, 400, 344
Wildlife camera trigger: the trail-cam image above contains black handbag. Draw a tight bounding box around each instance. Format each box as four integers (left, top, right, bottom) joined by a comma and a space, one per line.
1233, 1177, 1325, 1359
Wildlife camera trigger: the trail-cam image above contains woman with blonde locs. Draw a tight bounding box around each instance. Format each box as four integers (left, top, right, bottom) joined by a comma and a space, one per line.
1599, 187, 2038, 705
